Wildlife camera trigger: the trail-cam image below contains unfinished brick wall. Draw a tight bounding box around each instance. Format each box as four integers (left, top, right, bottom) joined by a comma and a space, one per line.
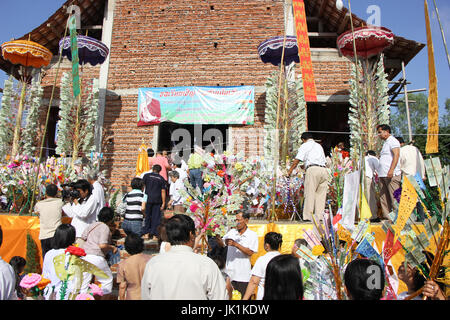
37, 0, 352, 189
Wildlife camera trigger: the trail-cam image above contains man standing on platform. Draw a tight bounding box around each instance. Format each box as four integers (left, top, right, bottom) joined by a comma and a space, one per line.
364, 150, 380, 222
397, 136, 426, 221
187, 145, 204, 192
377, 124, 402, 220
397, 137, 426, 180
287, 132, 328, 222
142, 165, 167, 240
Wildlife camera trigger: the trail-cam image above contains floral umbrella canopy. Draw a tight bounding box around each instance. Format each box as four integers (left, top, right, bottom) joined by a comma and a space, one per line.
337, 26, 394, 59
59, 35, 109, 66
257, 35, 300, 66
1, 39, 53, 158
1, 40, 53, 69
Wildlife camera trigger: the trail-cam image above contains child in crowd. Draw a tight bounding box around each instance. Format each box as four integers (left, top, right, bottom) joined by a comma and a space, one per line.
157, 218, 171, 254
9, 256, 26, 300
121, 177, 147, 237
117, 233, 152, 300
212, 254, 233, 299
343, 258, 384, 300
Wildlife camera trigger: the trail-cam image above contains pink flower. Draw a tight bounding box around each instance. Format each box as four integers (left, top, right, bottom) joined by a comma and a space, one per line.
189, 203, 199, 213
203, 182, 211, 189
20, 273, 42, 289
75, 293, 95, 300
88, 284, 103, 296
18, 180, 25, 185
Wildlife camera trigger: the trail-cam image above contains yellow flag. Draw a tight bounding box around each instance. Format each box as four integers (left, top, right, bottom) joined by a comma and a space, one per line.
424, 0, 439, 154
360, 192, 372, 221
393, 176, 418, 241
136, 143, 149, 176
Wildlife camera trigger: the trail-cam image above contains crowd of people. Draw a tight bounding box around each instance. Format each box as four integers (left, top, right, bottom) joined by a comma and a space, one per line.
0, 127, 445, 300
289, 125, 427, 223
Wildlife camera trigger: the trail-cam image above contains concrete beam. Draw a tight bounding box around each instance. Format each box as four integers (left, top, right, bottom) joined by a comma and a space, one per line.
95, 0, 116, 152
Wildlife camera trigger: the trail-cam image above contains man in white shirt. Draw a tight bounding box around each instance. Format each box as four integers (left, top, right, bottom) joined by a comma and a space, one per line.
287, 132, 329, 221
62, 179, 98, 240
87, 172, 106, 221
216, 211, 259, 297
0, 225, 18, 300
376, 124, 402, 220
141, 214, 228, 300
168, 170, 186, 213
397, 137, 426, 180
364, 150, 380, 222
397, 137, 427, 221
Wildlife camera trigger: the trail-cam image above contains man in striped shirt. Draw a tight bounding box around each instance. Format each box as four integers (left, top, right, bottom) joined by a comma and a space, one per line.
121, 177, 147, 237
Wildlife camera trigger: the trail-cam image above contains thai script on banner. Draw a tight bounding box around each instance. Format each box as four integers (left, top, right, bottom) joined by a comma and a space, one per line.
137, 86, 254, 126
292, 0, 317, 102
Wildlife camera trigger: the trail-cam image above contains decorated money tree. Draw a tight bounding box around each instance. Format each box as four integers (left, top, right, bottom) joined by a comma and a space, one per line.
179, 150, 275, 252
55, 72, 99, 162
263, 64, 307, 165
0, 76, 44, 160
348, 55, 390, 163
385, 172, 449, 300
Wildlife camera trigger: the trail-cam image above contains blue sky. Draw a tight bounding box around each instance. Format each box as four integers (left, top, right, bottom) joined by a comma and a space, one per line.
0, 0, 449, 113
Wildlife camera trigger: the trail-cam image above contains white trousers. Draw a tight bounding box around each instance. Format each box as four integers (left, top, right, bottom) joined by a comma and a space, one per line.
80, 254, 113, 295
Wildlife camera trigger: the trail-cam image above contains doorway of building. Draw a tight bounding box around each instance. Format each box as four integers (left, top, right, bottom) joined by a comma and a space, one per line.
157, 122, 228, 163
306, 103, 350, 155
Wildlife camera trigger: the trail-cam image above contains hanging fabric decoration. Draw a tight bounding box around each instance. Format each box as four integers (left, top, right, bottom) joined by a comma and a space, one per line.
424, 0, 439, 154
292, 0, 317, 102
68, 15, 81, 98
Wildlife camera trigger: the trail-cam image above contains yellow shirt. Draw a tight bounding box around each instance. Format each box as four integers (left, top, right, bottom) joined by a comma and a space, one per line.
188, 153, 203, 169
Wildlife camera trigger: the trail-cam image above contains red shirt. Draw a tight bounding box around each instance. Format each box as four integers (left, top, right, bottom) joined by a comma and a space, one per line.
149, 155, 170, 181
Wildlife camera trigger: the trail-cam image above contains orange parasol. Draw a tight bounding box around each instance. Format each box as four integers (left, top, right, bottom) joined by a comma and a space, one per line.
1, 39, 52, 158
1, 40, 52, 69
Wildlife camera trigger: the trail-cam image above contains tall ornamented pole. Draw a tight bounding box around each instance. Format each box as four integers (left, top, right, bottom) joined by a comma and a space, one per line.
68, 14, 82, 169
424, 0, 439, 155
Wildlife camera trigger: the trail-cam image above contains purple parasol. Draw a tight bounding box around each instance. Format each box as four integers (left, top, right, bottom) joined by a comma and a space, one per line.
257, 36, 300, 66
59, 35, 109, 66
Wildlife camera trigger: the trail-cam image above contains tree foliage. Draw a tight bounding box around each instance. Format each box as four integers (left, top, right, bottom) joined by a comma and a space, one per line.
390, 93, 449, 165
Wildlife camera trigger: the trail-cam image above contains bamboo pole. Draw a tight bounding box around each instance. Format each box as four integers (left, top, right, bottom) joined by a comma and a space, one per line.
269, 32, 288, 222
10, 82, 27, 158
402, 61, 413, 142
28, 17, 70, 214
431, 0, 450, 69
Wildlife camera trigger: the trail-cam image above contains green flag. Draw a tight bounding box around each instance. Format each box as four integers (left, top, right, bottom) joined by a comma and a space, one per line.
68, 15, 80, 98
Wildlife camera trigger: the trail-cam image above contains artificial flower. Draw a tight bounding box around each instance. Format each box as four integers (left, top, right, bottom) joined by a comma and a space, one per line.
19, 273, 42, 289
189, 203, 200, 213
88, 283, 104, 296
231, 290, 242, 300
36, 277, 51, 290
65, 245, 86, 257
312, 245, 325, 256
75, 293, 95, 300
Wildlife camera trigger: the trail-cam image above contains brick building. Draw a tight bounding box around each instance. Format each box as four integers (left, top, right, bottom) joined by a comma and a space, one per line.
0, 0, 424, 189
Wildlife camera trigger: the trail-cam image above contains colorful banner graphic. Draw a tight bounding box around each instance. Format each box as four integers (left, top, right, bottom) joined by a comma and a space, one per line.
292, 0, 317, 102
424, 0, 439, 154
137, 86, 254, 126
